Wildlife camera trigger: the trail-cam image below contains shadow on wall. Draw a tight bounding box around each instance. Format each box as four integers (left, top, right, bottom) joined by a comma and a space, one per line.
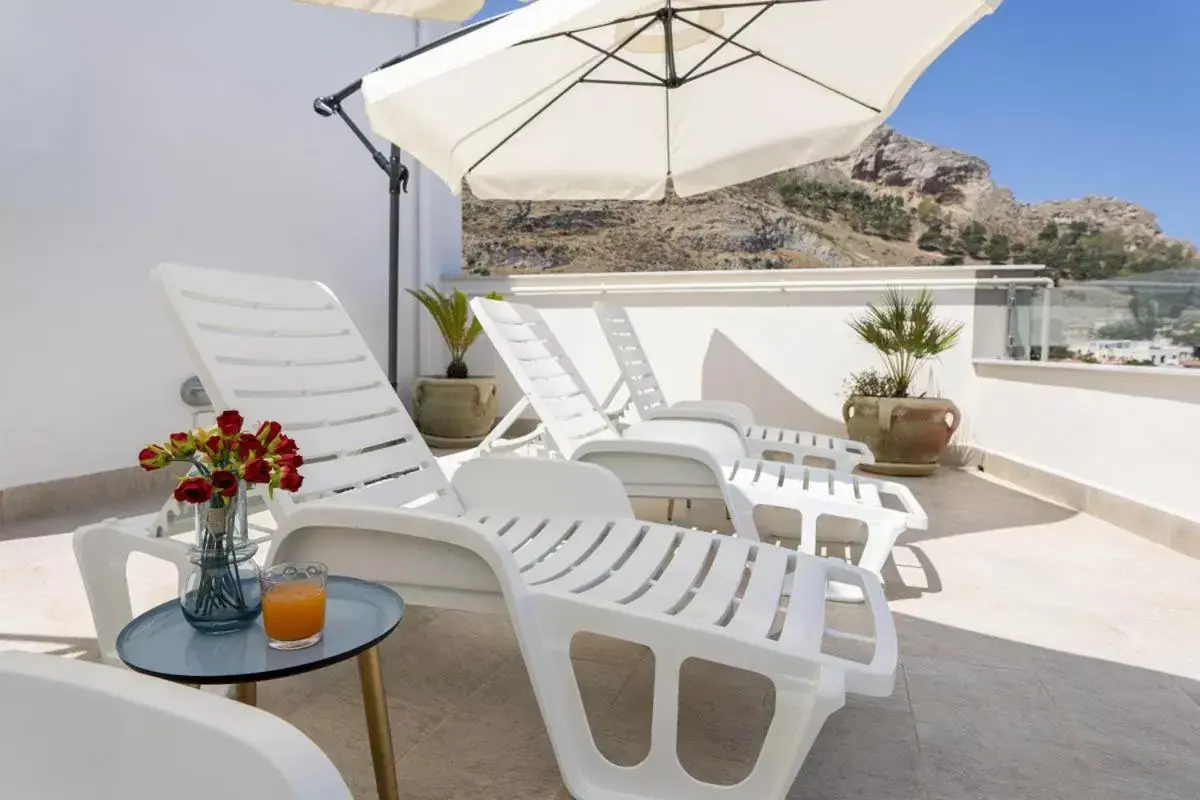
699, 329, 849, 438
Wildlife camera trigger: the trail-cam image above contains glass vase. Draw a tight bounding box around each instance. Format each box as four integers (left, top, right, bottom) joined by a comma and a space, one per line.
195, 479, 256, 558
180, 483, 262, 634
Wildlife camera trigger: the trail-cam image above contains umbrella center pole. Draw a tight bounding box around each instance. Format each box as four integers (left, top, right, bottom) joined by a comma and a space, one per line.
656, 8, 683, 88
314, 94, 410, 392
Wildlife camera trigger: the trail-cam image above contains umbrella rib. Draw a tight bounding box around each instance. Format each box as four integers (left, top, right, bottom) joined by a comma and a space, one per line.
467, 16, 663, 177
566, 33, 665, 84
684, 51, 757, 83
672, 14, 881, 112
679, 2, 773, 82
678, 0, 825, 11
581, 78, 666, 87
519, 11, 661, 45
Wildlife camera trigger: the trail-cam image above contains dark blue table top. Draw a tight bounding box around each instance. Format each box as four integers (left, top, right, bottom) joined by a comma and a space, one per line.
117, 576, 404, 684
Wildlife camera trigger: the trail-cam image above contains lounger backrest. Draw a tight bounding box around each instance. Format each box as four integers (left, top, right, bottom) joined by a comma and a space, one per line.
153, 263, 463, 517
593, 303, 670, 417
471, 297, 619, 458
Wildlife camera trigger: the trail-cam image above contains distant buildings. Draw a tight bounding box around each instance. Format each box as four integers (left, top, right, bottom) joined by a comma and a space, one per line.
1077, 339, 1195, 367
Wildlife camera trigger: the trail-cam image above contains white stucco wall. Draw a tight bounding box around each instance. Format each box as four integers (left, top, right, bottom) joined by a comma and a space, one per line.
0, 0, 461, 488
975, 361, 1200, 522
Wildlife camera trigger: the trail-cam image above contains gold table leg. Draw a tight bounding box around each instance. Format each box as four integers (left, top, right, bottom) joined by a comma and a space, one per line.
357, 646, 399, 800
235, 682, 257, 706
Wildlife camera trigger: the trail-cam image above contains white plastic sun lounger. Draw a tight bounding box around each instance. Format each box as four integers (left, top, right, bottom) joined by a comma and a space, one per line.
594, 302, 874, 472
0, 651, 352, 800
77, 262, 899, 800
471, 297, 927, 592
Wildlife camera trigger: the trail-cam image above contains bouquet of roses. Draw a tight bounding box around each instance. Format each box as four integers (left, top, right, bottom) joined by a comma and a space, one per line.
138, 409, 304, 503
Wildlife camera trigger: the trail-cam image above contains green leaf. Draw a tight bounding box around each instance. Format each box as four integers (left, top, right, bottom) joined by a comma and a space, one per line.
409, 286, 504, 372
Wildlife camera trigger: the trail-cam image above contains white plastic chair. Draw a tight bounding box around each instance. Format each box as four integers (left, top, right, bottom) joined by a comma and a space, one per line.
471, 297, 927, 593
71, 262, 901, 800
0, 650, 352, 800
594, 302, 874, 472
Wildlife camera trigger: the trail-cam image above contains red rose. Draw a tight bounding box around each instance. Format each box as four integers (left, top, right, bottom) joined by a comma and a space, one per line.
138, 445, 171, 471
216, 410, 244, 437
210, 469, 239, 498
256, 421, 282, 447
173, 476, 214, 504
236, 433, 266, 461
167, 432, 194, 457
277, 453, 304, 469
278, 467, 304, 493
205, 435, 224, 457
272, 434, 298, 455
242, 457, 272, 484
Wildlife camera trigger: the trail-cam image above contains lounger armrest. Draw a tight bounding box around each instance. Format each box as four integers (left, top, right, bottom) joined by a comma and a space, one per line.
641, 404, 748, 436
268, 503, 528, 605
73, 524, 194, 664
573, 436, 730, 479
820, 559, 898, 697
868, 476, 928, 528
451, 456, 634, 519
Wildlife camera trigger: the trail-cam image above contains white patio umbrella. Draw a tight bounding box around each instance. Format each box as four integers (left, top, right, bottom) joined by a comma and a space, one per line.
295, 0, 498, 23
361, 0, 1001, 199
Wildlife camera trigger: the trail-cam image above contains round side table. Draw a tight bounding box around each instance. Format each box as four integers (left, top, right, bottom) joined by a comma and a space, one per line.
118, 576, 404, 800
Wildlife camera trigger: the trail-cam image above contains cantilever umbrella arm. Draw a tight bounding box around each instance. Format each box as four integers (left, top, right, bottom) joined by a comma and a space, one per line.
310, 12, 512, 390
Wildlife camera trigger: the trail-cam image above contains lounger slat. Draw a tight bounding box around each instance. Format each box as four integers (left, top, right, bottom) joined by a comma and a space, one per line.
507, 339, 560, 361
544, 393, 599, 421
214, 358, 383, 397
854, 480, 882, 508
538, 521, 647, 593
301, 463, 452, 512
488, 516, 550, 550
778, 555, 829, 654
728, 547, 791, 638
627, 535, 713, 615
522, 520, 612, 584
580, 526, 679, 603
514, 518, 579, 569
674, 538, 752, 625
179, 303, 346, 336
237, 384, 401, 428
287, 412, 419, 460
190, 329, 367, 363
296, 440, 435, 496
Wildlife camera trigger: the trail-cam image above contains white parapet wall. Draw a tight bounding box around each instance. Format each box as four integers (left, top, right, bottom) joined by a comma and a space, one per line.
452, 266, 1047, 458
974, 360, 1200, 525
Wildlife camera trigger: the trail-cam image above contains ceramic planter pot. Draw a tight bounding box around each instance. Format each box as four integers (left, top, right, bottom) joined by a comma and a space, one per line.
842, 396, 961, 477
413, 376, 498, 444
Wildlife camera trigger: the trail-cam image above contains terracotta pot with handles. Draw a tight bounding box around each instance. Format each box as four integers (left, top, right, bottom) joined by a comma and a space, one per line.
413, 376, 498, 445
842, 396, 960, 477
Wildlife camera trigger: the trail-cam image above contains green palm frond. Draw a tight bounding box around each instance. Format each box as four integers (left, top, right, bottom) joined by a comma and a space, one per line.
847, 288, 963, 397
407, 286, 503, 377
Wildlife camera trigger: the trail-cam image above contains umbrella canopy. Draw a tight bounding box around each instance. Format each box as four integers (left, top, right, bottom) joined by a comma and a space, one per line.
362, 0, 1001, 200
296, 0, 497, 23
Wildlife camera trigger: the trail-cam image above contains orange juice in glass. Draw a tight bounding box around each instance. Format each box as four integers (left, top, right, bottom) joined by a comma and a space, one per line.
261, 562, 327, 650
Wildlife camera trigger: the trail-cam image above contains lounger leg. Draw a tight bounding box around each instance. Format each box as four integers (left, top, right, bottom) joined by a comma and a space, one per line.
828, 521, 904, 603
858, 521, 906, 581
799, 514, 818, 556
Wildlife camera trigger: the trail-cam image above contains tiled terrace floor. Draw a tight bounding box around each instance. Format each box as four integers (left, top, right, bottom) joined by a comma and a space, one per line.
2, 468, 1199, 800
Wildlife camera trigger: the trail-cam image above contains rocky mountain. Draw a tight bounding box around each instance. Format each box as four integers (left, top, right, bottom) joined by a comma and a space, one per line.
462, 126, 1197, 279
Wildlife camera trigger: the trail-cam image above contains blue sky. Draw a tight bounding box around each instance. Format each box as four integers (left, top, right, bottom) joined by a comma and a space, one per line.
468, 0, 1199, 244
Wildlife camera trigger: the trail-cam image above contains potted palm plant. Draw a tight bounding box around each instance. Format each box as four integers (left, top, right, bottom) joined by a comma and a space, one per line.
842, 288, 964, 476
408, 286, 502, 446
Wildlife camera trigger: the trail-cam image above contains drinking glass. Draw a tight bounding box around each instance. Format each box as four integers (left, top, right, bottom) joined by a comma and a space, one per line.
261, 562, 328, 650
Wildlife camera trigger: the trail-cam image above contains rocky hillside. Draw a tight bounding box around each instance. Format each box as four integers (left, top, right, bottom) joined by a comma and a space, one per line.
463, 126, 1197, 281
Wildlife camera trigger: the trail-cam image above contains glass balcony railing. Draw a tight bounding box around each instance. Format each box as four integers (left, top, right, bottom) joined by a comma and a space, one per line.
1006, 269, 1200, 368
